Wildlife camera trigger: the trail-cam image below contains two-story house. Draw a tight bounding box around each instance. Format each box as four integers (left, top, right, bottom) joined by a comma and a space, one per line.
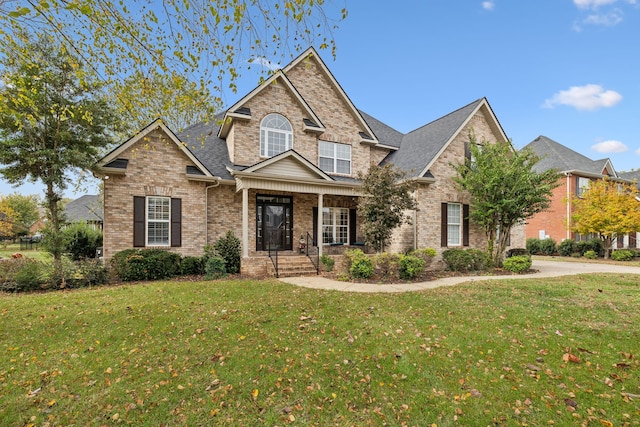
96, 47, 523, 276
523, 135, 639, 248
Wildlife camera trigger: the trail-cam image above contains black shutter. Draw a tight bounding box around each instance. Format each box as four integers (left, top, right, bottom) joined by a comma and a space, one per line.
463, 204, 470, 247
133, 196, 145, 247
349, 209, 357, 244
171, 198, 182, 247
441, 203, 448, 247
312, 207, 318, 246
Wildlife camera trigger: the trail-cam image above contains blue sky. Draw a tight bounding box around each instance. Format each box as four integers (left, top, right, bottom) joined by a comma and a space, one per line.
2, 0, 639, 199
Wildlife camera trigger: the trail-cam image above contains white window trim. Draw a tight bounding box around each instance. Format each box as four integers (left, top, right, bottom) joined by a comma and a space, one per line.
319, 140, 351, 175
577, 177, 590, 198
146, 196, 171, 247
322, 207, 349, 245
447, 203, 462, 246
260, 113, 293, 158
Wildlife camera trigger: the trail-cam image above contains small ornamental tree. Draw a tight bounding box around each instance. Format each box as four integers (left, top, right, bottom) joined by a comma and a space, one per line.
357, 164, 417, 252
571, 178, 640, 259
0, 197, 17, 242
454, 138, 560, 266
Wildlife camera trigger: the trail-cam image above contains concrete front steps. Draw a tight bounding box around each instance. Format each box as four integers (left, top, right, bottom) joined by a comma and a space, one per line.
268, 254, 319, 277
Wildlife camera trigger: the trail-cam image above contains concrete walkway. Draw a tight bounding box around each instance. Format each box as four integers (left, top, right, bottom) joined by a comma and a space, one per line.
279, 259, 640, 293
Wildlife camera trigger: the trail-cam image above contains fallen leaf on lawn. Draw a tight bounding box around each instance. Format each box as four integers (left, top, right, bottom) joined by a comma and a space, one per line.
555, 330, 564, 336
562, 353, 580, 363
252, 389, 259, 399
600, 420, 613, 427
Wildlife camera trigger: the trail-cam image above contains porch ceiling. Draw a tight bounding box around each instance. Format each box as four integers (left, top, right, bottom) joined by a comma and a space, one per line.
234, 173, 362, 196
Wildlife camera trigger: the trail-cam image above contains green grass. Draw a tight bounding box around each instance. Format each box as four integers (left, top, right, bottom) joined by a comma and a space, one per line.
1, 274, 640, 426
0, 242, 51, 262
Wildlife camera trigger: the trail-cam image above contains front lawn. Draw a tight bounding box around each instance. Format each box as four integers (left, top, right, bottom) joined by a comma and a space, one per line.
1, 274, 639, 426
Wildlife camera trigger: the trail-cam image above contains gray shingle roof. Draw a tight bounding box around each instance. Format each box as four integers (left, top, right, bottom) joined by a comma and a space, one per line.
177, 116, 235, 180
359, 111, 403, 148
380, 98, 485, 177
523, 135, 611, 175
64, 195, 103, 223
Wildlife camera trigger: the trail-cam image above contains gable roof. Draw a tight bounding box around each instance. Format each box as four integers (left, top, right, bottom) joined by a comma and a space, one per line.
97, 119, 215, 180
64, 195, 103, 223
282, 47, 382, 146
232, 149, 334, 181
523, 135, 618, 178
382, 98, 507, 178
218, 69, 325, 138
178, 117, 235, 181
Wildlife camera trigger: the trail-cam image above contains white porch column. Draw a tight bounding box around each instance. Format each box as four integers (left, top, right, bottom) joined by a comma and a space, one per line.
317, 193, 323, 256
242, 188, 249, 258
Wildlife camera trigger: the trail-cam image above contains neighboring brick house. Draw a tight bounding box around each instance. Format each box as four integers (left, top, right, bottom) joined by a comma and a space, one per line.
96, 47, 523, 276
523, 135, 639, 248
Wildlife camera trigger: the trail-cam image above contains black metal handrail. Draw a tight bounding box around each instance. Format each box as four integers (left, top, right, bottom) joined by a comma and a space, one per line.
305, 231, 319, 275
268, 230, 280, 278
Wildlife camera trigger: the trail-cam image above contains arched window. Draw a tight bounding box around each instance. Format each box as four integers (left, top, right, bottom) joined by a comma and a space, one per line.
260, 113, 293, 157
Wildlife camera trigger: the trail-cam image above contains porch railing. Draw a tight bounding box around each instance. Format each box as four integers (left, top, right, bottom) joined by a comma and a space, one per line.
304, 231, 319, 275
268, 230, 281, 278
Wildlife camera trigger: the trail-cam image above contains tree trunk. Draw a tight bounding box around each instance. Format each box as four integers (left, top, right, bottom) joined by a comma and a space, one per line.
45, 182, 64, 284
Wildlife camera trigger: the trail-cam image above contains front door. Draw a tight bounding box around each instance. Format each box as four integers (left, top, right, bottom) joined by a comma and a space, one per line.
256, 195, 293, 251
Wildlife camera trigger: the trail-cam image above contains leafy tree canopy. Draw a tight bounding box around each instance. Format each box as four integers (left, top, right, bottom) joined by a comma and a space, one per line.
2, 193, 41, 237
357, 164, 417, 253
0, 33, 117, 269
454, 137, 560, 266
0, 0, 347, 131
571, 177, 640, 258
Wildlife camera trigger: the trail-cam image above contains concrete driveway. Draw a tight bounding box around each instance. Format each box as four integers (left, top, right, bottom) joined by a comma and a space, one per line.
279, 259, 640, 293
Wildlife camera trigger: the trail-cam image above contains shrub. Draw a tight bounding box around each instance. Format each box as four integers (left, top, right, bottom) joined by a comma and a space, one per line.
59, 258, 108, 288
0, 258, 45, 292
374, 252, 400, 278
213, 231, 241, 274
181, 256, 205, 275
538, 238, 557, 256
398, 254, 425, 279
345, 249, 374, 279
410, 248, 436, 268
442, 249, 474, 272
583, 250, 597, 259
611, 249, 635, 261
110, 249, 182, 282
576, 238, 603, 257
205, 256, 227, 279
558, 239, 577, 257
319, 254, 335, 272
62, 222, 103, 260
503, 255, 532, 274
526, 238, 541, 255
506, 248, 529, 258
467, 249, 492, 270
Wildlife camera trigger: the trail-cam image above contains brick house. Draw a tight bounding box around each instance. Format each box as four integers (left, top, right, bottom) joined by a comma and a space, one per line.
523, 135, 639, 248
96, 47, 524, 276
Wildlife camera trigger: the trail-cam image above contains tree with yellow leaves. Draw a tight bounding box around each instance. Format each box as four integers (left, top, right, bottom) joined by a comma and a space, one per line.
571, 178, 640, 258
0, 197, 17, 244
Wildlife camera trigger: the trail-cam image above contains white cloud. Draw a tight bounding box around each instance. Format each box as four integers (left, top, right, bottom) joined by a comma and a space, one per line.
635, 147, 640, 155
583, 9, 624, 26
592, 140, 628, 153
249, 56, 279, 71
543, 84, 622, 111
574, 0, 635, 8
482, 1, 495, 10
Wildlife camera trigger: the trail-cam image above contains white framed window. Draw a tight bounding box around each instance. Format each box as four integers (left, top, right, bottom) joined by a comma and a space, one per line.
447, 203, 462, 246
319, 140, 351, 175
577, 177, 590, 197
322, 207, 349, 244
146, 196, 170, 246
260, 113, 293, 157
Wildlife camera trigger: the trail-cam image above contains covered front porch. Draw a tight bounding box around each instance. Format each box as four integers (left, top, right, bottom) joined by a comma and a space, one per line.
228, 151, 371, 277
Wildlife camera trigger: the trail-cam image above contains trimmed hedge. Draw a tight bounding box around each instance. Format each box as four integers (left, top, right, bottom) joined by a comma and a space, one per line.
442, 248, 491, 272
110, 249, 182, 282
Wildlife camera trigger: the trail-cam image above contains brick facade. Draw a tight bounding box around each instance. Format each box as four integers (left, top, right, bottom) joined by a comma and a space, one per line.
102, 129, 208, 261
99, 48, 520, 277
